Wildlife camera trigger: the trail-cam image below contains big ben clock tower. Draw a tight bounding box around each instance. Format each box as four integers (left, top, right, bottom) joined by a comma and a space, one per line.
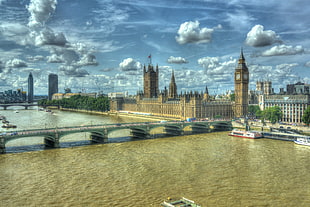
234, 49, 249, 117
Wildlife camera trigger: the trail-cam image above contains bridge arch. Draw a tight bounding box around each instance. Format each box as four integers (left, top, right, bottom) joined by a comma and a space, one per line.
108, 128, 131, 138
0, 120, 232, 153
57, 131, 92, 143
4, 135, 44, 147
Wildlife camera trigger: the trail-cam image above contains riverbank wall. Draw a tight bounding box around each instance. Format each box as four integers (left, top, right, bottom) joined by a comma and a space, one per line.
48, 107, 180, 122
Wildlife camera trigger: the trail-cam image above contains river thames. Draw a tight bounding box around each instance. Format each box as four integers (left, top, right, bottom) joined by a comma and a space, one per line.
0, 108, 309, 206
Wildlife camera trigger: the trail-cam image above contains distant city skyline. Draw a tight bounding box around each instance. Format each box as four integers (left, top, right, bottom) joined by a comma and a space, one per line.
0, 0, 310, 95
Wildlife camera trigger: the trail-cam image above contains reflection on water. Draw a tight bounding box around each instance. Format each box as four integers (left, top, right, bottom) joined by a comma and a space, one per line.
0, 109, 309, 206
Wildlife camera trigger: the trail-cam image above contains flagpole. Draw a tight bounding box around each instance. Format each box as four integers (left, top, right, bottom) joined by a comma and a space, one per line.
148, 54, 152, 65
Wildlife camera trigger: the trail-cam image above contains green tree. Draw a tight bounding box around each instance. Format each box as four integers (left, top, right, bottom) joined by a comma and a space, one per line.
302, 106, 310, 126
214, 115, 222, 119
230, 93, 235, 101
263, 106, 283, 124
248, 105, 261, 117
255, 110, 264, 119
38, 95, 110, 112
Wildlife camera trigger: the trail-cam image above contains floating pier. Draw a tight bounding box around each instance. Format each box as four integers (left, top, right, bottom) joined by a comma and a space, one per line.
262, 131, 306, 141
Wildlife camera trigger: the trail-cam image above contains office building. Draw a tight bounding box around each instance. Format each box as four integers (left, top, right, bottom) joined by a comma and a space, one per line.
48, 73, 58, 100
28, 72, 34, 102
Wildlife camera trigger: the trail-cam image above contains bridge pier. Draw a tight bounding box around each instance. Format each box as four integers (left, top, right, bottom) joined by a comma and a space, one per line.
191, 122, 210, 133
90, 130, 108, 144
164, 125, 184, 136
130, 127, 150, 139
44, 133, 60, 148
210, 121, 233, 132
0, 137, 6, 154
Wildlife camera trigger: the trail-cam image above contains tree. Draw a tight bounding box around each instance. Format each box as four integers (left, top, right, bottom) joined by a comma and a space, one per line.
248, 105, 261, 117
263, 106, 283, 124
302, 106, 310, 126
230, 93, 235, 101
214, 115, 222, 119
38, 95, 110, 112
255, 110, 264, 119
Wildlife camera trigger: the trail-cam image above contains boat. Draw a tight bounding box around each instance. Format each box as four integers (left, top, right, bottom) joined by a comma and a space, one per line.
294, 137, 310, 146
161, 197, 201, 207
229, 129, 262, 139
2, 123, 17, 128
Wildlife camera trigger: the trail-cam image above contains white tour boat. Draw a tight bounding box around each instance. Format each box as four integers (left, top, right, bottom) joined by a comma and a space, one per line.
229, 129, 263, 139
161, 197, 201, 207
294, 137, 310, 146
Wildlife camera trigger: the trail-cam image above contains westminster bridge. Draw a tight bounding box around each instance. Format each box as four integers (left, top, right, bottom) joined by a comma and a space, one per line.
0, 103, 37, 110
0, 120, 232, 153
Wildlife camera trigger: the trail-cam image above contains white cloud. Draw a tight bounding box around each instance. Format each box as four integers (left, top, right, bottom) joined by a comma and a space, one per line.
59, 65, 89, 77
167, 56, 188, 64
75, 54, 98, 66
305, 61, 310, 67
27, 0, 57, 28
175, 21, 221, 44
226, 10, 255, 30
245, 25, 281, 47
119, 58, 142, 71
0, 23, 29, 44
261, 45, 304, 56
0, 60, 4, 72
47, 54, 65, 63
249, 63, 299, 88
26, 0, 68, 47
197, 57, 220, 69
24, 0, 97, 78
197, 56, 237, 91
5, 58, 28, 68
32, 27, 67, 46
27, 55, 45, 62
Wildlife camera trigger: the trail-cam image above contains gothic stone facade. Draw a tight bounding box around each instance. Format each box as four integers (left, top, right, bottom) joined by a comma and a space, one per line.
110, 51, 248, 119
234, 50, 249, 117
110, 93, 234, 119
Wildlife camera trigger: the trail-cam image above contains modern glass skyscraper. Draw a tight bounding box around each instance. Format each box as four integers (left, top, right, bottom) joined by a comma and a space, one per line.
48, 73, 58, 100
28, 72, 34, 103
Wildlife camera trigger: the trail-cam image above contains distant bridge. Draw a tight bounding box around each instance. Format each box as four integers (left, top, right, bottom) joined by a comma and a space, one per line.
0, 103, 38, 110
0, 120, 232, 153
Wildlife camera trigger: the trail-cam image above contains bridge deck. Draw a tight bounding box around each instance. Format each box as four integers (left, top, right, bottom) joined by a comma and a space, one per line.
2, 120, 231, 143
0, 120, 232, 153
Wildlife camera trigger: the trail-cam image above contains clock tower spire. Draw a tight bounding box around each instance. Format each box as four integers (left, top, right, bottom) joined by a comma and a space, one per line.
234, 49, 249, 117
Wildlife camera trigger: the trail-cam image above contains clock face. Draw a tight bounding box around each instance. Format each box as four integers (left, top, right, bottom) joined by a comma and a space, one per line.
236, 73, 240, 80
243, 73, 248, 80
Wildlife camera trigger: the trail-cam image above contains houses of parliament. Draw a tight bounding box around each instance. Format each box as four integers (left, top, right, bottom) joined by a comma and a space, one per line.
110, 50, 249, 119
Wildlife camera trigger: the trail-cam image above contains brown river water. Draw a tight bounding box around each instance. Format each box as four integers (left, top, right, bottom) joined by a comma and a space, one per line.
0, 108, 309, 206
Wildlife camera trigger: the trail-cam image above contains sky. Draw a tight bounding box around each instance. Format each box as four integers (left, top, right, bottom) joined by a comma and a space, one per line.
0, 0, 310, 95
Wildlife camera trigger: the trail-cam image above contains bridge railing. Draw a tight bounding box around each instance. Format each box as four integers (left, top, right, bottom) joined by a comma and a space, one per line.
1, 120, 230, 138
